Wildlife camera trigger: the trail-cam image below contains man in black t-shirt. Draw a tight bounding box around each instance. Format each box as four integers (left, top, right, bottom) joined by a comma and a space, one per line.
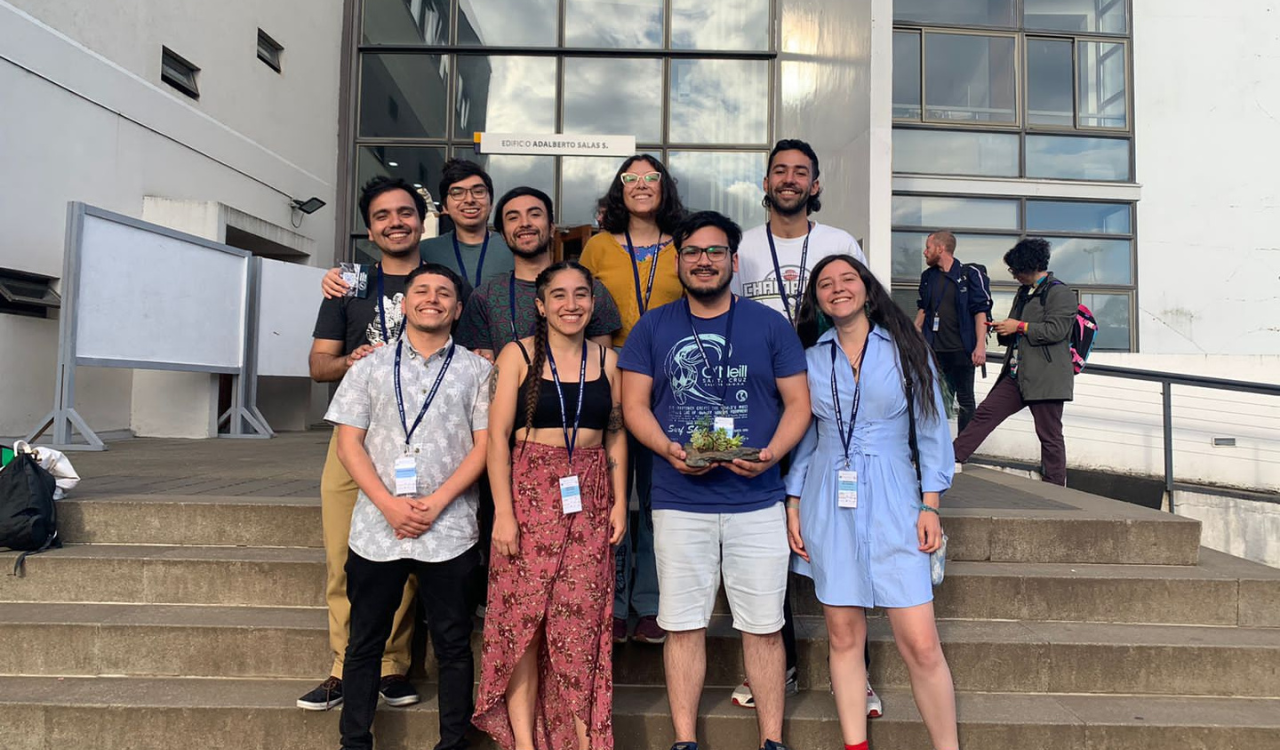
914, 230, 993, 432
299, 176, 426, 712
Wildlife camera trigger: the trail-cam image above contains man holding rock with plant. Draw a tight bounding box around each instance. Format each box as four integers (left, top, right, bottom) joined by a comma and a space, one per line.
619, 210, 812, 750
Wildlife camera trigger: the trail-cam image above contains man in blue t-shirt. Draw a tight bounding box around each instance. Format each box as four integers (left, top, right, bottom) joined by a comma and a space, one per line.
619, 211, 812, 750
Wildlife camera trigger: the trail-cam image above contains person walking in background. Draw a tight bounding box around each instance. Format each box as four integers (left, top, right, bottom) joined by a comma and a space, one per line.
475, 261, 628, 750
580, 154, 687, 646
789, 254, 958, 750
953, 238, 1076, 485
914, 230, 992, 433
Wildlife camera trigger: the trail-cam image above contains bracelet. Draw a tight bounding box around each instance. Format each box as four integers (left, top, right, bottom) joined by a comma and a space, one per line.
1018, 321, 1029, 334
918, 503, 939, 515
786, 499, 800, 510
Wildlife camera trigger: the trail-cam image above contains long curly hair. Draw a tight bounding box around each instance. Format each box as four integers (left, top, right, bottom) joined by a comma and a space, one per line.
520, 261, 597, 442
795, 254, 939, 420
600, 155, 686, 235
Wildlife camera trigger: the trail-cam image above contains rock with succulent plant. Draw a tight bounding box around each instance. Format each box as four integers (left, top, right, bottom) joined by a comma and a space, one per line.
683, 415, 762, 468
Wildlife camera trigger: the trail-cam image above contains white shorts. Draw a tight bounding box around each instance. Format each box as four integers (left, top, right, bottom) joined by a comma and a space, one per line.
653, 503, 789, 635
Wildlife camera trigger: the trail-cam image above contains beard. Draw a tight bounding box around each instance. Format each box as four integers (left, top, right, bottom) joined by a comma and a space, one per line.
681, 269, 733, 301
764, 188, 809, 217
511, 240, 550, 259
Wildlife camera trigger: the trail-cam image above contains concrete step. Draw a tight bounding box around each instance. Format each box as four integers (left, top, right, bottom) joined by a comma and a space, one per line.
3, 676, 1278, 750
5, 544, 1277, 627
5, 603, 1278, 699
54, 469, 1204, 565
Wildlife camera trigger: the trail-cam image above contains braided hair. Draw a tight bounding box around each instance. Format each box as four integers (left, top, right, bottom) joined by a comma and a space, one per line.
519, 261, 598, 445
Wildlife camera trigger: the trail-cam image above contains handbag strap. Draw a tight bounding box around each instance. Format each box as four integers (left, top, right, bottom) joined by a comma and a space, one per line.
905, 377, 924, 491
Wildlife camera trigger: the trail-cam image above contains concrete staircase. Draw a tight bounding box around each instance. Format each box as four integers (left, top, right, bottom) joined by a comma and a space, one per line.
2, 436, 1279, 750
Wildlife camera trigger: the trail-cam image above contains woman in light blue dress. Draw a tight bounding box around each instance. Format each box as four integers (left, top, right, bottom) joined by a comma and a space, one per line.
786, 255, 958, 750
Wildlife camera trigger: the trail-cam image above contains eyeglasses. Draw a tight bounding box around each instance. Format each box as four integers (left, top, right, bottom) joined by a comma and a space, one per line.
678, 245, 730, 262
447, 185, 490, 200
620, 172, 661, 186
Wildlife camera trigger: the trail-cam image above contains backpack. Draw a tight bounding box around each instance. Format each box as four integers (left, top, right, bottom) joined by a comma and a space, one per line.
962, 262, 995, 332
0, 449, 60, 576
1041, 279, 1098, 374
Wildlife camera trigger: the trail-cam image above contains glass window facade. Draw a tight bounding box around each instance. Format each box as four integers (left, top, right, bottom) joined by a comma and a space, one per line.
345, 0, 775, 252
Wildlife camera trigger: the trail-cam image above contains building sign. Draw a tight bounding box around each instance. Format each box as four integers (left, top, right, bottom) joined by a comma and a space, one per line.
475, 132, 636, 157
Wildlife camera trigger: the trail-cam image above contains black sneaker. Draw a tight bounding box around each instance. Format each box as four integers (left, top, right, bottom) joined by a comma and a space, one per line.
378, 674, 421, 707
296, 676, 343, 710
670, 743, 698, 750
760, 741, 791, 750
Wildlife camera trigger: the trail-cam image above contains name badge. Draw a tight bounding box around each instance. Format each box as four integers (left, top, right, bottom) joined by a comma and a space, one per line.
393, 455, 417, 496
340, 262, 369, 299
559, 475, 582, 514
932, 315, 941, 332
714, 416, 735, 438
838, 469, 858, 509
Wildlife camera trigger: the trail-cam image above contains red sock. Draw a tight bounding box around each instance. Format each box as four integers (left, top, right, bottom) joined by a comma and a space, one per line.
845, 743, 869, 750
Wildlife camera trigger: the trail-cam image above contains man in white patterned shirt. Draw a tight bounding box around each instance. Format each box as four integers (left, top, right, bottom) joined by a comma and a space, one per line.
325, 262, 492, 750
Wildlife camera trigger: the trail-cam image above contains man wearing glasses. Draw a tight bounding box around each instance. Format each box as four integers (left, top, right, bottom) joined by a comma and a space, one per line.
620, 211, 811, 750
321, 159, 513, 301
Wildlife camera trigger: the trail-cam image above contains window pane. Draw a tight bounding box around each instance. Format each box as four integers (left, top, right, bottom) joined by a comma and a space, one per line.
359, 54, 449, 138
892, 231, 1020, 282
470, 153, 556, 204
456, 0, 557, 46
669, 59, 769, 144
1045, 236, 1131, 285
891, 286, 920, 317
1026, 135, 1130, 180
1027, 38, 1073, 126
893, 196, 1019, 231
1025, 0, 1128, 34
894, 0, 1016, 27
893, 129, 1019, 177
924, 33, 1016, 124
667, 150, 767, 230
353, 146, 447, 227
990, 289, 1017, 318
892, 232, 929, 280
362, 0, 448, 44
565, 0, 663, 48
1027, 201, 1131, 234
894, 32, 922, 119
672, 0, 769, 51
1078, 41, 1127, 128
1081, 293, 1131, 351
560, 157, 625, 228
563, 58, 663, 142
354, 238, 382, 265
457, 56, 557, 135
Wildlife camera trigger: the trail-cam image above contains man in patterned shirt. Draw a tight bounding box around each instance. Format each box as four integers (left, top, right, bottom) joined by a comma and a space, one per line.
326, 262, 492, 750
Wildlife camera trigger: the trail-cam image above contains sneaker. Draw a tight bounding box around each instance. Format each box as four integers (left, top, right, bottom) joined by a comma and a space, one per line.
760, 741, 791, 750
378, 674, 420, 707
669, 743, 698, 750
731, 666, 798, 709
296, 676, 343, 710
612, 617, 628, 644
954, 461, 963, 474
632, 615, 667, 644
866, 681, 883, 718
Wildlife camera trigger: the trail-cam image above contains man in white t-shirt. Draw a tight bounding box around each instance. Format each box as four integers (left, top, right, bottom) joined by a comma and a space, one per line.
730, 139, 882, 719
735, 139, 868, 328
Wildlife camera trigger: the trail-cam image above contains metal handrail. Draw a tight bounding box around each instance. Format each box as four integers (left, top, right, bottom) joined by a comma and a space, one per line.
981, 352, 1280, 511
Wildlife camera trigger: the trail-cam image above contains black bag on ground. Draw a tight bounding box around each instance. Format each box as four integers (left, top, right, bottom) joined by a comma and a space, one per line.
0, 450, 61, 576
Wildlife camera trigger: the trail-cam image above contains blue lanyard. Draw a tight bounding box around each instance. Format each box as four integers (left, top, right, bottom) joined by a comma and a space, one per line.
545, 339, 588, 469
686, 296, 736, 407
830, 332, 870, 468
624, 231, 662, 316
452, 230, 490, 288
394, 338, 455, 446
765, 221, 811, 326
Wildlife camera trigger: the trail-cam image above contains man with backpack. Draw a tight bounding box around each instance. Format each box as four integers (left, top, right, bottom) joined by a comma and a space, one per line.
914, 231, 993, 432
953, 238, 1077, 485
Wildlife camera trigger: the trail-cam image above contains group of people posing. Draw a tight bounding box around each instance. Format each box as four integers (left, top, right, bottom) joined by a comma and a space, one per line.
307, 139, 1078, 750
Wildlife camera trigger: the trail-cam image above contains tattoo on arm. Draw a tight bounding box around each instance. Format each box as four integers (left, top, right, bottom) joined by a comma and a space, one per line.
606, 404, 624, 432
488, 365, 500, 401
607, 457, 619, 471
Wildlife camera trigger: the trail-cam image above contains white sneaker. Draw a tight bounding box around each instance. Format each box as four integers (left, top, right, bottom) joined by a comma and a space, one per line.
731, 666, 798, 709
954, 461, 963, 474
866, 681, 883, 718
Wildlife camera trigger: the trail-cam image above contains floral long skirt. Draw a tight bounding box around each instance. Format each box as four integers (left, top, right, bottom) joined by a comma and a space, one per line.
473, 442, 615, 750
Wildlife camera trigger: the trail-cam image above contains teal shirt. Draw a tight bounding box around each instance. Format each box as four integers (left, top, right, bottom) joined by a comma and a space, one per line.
418, 231, 515, 289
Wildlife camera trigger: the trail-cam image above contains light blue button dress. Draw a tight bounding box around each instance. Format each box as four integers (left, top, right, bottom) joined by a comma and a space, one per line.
788, 327, 954, 608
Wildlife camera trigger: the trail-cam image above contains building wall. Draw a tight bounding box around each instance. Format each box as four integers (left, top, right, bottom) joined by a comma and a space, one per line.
0, 1, 343, 438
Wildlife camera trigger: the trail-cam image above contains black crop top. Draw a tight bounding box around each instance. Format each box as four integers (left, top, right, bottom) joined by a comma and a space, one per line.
513, 341, 613, 431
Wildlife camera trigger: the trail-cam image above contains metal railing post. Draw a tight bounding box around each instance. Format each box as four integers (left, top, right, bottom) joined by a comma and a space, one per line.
1162, 381, 1175, 513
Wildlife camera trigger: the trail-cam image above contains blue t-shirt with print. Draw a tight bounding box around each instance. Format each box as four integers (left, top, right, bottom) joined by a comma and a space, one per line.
619, 296, 808, 513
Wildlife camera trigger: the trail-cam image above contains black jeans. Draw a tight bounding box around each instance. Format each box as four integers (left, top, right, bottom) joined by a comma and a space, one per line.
341, 545, 481, 750
934, 349, 977, 434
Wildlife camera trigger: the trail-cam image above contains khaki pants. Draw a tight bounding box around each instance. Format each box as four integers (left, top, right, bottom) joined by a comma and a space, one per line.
321, 429, 417, 678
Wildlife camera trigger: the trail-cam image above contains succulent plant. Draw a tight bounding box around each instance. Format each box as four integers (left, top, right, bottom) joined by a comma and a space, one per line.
689, 414, 745, 452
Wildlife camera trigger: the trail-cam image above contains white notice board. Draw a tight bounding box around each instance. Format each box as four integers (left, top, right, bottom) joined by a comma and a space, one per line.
255, 258, 328, 378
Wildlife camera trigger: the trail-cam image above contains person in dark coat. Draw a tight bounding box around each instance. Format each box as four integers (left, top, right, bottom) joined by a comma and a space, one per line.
952, 238, 1076, 485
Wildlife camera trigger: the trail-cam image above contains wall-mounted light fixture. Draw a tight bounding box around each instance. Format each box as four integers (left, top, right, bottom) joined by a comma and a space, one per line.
291, 197, 326, 215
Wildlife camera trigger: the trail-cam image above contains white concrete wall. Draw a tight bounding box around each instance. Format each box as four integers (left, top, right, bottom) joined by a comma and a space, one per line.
0, 1, 343, 438
1175, 490, 1280, 569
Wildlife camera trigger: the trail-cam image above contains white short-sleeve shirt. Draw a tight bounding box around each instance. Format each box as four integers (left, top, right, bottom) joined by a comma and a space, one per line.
734, 221, 867, 323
